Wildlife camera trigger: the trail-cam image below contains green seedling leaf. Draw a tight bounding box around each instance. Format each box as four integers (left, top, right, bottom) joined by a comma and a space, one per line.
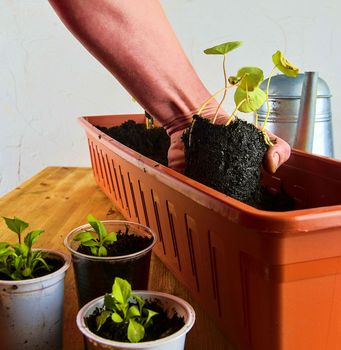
204, 41, 242, 55
21, 267, 32, 277
87, 214, 107, 242
236, 67, 264, 91
24, 230, 44, 250
112, 277, 132, 305
102, 232, 117, 245
228, 76, 241, 85
90, 246, 98, 256
3, 216, 29, 235
144, 308, 158, 327
272, 50, 299, 77
98, 245, 107, 257
96, 310, 112, 331
111, 312, 123, 323
73, 231, 95, 242
12, 243, 29, 257
132, 294, 145, 313
0, 242, 11, 257
234, 87, 267, 113
104, 293, 117, 310
128, 319, 145, 343
79, 240, 99, 247
34, 257, 51, 272
127, 305, 141, 319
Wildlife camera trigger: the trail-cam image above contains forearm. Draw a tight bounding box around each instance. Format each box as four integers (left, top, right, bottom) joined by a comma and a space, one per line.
49, 0, 219, 134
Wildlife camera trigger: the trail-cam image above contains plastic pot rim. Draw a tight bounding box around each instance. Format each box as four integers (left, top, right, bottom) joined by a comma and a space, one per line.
77, 290, 196, 348
64, 220, 157, 261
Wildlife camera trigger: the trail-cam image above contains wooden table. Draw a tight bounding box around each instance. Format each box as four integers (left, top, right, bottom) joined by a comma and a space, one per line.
0, 167, 233, 350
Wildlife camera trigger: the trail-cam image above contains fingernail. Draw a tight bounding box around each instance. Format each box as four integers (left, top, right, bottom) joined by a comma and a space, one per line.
272, 152, 280, 172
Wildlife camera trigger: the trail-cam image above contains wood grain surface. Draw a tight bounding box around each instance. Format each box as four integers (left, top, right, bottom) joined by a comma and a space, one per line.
0, 167, 233, 350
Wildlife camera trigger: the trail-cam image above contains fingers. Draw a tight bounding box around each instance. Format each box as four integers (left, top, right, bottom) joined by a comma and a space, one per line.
167, 129, 185, 173
263, 129, 291, 174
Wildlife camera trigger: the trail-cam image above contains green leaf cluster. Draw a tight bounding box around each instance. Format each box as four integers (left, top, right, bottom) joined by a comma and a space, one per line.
96, 277, 158, 343
0, 216, 50, 280
203, 41, 300, 118
73, 214, 117, 257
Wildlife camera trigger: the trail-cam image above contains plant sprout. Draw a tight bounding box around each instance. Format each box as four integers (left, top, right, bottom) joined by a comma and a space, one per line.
0, 216, 50, 280
95, 277, 158, 343
198, 41, 299, 145
73, 214, 117, 257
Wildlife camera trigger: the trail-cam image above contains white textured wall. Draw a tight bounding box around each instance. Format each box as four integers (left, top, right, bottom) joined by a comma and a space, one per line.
1, 0, 340, 195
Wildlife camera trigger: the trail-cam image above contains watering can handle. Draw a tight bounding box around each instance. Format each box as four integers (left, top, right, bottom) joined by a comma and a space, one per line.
293, 72, 319, 152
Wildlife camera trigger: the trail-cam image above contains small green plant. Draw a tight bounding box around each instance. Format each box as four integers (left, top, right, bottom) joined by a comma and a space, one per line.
95, 277, 158, 343
145, 111, 154, 129
73, 214, 117, 257
197, 41, 299, 145
0, 216, 50, 280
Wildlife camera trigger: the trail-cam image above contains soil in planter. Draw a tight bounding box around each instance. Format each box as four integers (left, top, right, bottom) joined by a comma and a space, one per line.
85, 299, 185, 342
0, 256, 64, 280
97, 120, 170, 166
183, 115, 295, 211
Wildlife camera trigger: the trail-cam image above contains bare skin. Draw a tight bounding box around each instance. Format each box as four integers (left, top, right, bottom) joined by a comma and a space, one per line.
48, 0, 290, 173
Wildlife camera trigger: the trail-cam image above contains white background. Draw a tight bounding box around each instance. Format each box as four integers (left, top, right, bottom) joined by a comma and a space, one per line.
1, 0, 340, 195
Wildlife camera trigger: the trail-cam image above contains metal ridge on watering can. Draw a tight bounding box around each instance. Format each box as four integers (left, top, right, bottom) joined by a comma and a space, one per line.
256, 73, 334, 157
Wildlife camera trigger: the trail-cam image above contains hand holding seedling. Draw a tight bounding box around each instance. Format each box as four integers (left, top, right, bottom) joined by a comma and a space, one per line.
198, 41, 299, 173
49, 1, 294, 174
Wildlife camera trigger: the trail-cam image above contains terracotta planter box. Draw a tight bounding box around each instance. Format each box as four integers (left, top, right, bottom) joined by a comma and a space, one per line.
79, 114, 341, 350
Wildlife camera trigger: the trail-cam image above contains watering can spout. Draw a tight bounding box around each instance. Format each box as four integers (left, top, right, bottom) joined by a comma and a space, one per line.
293, 72, 319, 152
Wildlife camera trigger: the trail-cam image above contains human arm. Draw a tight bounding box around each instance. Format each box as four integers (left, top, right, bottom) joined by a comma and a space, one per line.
48, 0, 290, 173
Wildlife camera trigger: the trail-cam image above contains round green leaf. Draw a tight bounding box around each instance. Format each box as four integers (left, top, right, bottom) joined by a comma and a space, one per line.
272, 50, 299, 77
98, 245, 107, 257
237, 67, 264, 91
128, 319, 145, 343
204, 41, 243, 55
127, 305, 141, 318
234, 87, 266, 113
112, 312, 123, 323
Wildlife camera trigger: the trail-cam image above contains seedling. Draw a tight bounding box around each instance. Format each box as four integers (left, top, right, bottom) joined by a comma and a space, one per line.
197, 41, 299, 145
73, 214, 117, 257
0, 216, 50, 280
145, 111, 154, 129
95, 277, 158, 343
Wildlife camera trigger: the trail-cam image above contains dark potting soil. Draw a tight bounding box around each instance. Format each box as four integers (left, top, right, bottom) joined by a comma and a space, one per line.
96, 120, 170, 166
85, 299, 185, 342
0, 256, 64, 280
77, 230, 152, 257
183, 115, 295, 211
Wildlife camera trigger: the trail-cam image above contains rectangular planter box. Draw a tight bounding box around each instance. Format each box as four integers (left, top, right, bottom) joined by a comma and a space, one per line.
79, 114, 341, 350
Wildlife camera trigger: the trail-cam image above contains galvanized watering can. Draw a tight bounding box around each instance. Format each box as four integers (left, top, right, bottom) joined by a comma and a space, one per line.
256, 72, 334, 157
